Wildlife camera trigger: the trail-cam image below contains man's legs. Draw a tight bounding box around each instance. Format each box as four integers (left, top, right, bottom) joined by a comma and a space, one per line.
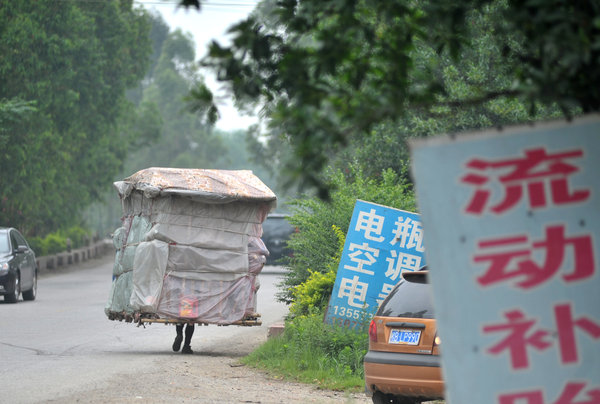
181, 324, 195, 354
173, 324, 184, 352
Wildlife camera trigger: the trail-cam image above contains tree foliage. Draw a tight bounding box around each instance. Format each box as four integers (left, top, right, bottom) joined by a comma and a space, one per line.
0, 1, 152, 235
180, 0, 597, 195
119, 14, 243, 175
84, 12, 284, 236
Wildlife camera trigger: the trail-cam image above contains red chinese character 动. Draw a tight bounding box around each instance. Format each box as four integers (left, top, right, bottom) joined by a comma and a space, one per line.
462, 147, 590, 215
474, 225, 595, 289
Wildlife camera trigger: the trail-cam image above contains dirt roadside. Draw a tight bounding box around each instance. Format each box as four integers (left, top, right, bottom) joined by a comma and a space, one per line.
35, 255, 370, 403
47, 328, 372, 404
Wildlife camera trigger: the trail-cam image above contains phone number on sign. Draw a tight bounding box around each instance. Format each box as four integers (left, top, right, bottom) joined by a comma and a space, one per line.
329, 305, 373, 329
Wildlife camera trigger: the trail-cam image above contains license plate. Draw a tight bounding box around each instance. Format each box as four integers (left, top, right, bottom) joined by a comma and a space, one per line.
389, 329, 421, 345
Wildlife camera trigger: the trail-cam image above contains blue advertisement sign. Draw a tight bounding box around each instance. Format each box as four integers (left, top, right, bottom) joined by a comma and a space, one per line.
324, 200, 425, 329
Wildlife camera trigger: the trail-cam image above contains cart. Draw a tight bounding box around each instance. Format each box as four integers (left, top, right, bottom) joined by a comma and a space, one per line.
104, 167, 276, 328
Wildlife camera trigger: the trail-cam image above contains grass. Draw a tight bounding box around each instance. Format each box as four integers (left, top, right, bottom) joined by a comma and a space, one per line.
242, 312, 368, 392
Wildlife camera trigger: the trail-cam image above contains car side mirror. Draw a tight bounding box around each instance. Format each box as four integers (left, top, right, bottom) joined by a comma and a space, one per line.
15, 245, 28, 254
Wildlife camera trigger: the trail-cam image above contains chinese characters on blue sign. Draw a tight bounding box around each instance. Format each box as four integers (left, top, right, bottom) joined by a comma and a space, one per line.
324, 200, 425, 329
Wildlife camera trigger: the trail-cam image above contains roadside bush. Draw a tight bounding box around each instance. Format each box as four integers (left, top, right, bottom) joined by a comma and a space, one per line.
27, 236, 44, 255
243, 311, 368, 390
41, 233, 67, 255
26, 226, 92, 256
288, 225, 344, 318
62, 226, 91, 248
279, 167, 416, 303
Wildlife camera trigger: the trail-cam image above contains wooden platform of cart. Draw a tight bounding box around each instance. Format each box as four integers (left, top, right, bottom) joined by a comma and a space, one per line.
106, 311, 262, 327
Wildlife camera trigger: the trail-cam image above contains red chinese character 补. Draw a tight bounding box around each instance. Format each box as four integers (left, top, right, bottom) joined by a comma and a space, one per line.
474, 225, 595, 289
554, 303, 600, 364
483, 309, 552, 369
462, 147, 590, 215
485, 305, 600, 370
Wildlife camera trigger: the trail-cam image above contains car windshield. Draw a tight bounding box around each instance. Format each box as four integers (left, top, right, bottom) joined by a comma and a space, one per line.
376, 274, 435, 319
0, 232, 9, 254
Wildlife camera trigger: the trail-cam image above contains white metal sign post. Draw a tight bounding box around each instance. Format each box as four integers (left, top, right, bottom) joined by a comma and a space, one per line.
410, 115, 600, 404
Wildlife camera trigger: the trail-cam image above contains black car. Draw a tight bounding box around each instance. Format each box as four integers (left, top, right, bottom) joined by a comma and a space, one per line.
0, 227, 38, 303
262, 214, 294, 264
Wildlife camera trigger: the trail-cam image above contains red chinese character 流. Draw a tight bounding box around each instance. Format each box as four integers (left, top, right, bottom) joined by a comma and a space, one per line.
462, 147, 590, 215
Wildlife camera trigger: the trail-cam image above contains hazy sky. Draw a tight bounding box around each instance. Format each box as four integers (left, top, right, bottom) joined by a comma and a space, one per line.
137, 0, 260, 131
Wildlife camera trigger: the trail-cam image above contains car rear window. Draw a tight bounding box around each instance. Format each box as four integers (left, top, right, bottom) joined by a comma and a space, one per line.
376, 275, 435, 319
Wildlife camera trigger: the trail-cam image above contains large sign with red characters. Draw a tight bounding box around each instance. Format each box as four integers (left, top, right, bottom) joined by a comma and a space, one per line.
410, 115, 599, 404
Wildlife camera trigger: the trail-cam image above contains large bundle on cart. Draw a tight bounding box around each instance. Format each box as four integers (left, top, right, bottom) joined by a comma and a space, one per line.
105, 167, 276, 326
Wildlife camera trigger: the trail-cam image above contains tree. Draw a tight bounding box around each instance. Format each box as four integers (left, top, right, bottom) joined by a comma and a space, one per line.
121, 23, 227, 174
0, 1, 152, 235
179, 0, 598, 196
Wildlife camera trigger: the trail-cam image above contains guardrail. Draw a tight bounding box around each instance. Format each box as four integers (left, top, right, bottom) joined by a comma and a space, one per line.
36, 239, 113, 274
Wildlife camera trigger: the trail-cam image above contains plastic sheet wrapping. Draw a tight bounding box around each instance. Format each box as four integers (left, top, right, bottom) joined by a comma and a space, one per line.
111, 227, 126, 277
156, 273, 256, 324
105, 168, 274, 324
146, 223, 249, 251
112, 227, 126, 249
112, 216, 152, 277
104, 271, 134, 315
129, 240, 168, 313
167, 244, 248, 277
248, 237, 268, 275
245, 276, 260, 316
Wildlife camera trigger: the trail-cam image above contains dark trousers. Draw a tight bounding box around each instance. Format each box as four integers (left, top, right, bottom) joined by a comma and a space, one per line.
176, 324, 195, 347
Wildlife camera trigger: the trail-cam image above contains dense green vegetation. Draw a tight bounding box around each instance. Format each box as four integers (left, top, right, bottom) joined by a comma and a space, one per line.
0, 1, 152, 236
0, 4, 280, 241
28, 226, 92, 256
84, 12, 282, 237
243, 312, 369, 391
184, 0, 594, 195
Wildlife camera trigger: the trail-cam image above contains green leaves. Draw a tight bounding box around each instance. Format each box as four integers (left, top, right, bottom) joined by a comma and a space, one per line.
0, 1, 152, 235
179, 0, 596, 196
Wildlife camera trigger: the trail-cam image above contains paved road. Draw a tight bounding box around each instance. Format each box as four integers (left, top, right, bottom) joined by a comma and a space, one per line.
0, 255, 289, 403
